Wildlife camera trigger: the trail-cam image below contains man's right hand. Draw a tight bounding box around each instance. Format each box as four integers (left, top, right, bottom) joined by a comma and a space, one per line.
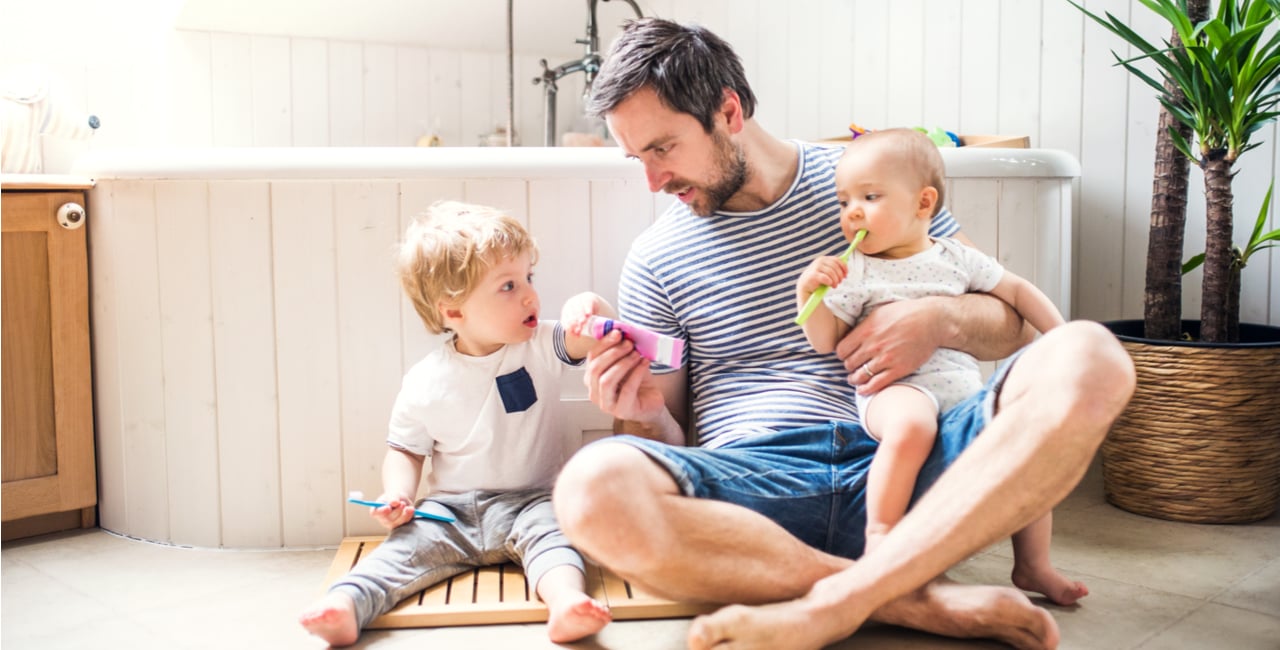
584, 329, 684, 444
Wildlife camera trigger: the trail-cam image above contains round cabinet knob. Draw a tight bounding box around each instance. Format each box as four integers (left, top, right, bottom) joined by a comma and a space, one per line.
57, 202, 86, 230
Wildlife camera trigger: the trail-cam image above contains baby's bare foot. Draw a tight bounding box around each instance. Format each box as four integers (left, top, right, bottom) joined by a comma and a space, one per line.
1013, 564, 1089, 606
298, 592, 360, 647
546, 593, 611, 643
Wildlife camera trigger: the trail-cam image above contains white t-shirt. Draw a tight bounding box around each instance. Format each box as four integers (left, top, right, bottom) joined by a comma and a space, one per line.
387, 321, 580, 495
825, 237, 1005, 412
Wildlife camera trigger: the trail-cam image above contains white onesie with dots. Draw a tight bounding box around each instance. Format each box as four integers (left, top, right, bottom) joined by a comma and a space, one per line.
824, 237, 1004, 417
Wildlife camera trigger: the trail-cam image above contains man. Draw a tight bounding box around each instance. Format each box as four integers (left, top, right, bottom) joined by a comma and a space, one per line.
552, 18, 1135, 650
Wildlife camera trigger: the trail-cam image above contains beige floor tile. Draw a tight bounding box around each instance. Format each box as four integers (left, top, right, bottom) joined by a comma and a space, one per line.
984, 502, 1280, 601
1137, 602, 1280, 650
1213, 557, 1280, 618
0, 560, 119, 629
944, 552, 1204, 650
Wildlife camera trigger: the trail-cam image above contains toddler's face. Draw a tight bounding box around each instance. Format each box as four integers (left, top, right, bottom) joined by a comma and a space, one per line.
449, 251, 540, 356
833, 147, 933, 258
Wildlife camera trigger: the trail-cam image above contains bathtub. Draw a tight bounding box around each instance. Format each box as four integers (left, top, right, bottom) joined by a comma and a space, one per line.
75, 145, 1079, 548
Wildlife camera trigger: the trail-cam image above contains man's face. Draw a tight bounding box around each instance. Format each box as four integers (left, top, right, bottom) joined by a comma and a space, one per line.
606, 87, 747, 217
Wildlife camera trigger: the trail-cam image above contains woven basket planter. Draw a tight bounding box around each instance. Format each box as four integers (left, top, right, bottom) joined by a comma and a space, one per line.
1101, 320, 1280, 524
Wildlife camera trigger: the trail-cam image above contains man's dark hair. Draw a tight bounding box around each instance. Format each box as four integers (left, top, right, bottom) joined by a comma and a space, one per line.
586, 18, 757, 133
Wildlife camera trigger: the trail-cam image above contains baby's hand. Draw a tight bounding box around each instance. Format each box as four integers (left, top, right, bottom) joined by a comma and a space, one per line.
561, 292, 613, 337
370, 494, 415, 530
797, 256, 848, 296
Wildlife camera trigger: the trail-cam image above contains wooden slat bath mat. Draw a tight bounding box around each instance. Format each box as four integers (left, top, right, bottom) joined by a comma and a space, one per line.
326, 536, 717, 628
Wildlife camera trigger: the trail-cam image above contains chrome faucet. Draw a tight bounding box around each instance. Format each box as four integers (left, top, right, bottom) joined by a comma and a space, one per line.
534, 0, 643, 146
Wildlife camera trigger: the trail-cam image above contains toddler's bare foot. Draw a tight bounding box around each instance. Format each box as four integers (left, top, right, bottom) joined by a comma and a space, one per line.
299, 592, 360, 647
546, 593, 611, 643
1013, 563, 1089, 606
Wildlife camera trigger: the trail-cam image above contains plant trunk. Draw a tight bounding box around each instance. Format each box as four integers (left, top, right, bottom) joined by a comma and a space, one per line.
1144, 108, 1192, 340
1143, 0, 1208, 341
1227, 259, 1240, 341
1200, 153, 1235, 342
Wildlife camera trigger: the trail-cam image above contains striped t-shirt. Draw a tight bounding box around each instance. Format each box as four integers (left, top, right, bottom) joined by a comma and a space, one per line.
617, 141, 960, 448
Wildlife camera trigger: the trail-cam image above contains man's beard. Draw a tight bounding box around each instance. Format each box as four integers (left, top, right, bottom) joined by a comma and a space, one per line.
689, 131, 749, 217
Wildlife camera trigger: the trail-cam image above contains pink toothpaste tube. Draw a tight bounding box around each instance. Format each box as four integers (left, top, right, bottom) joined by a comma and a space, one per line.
585, 316, 685, 369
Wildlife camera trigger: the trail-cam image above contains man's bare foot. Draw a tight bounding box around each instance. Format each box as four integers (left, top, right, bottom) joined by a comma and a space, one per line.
546, 593, 612, 643
877, 578, 1060, 649
688, 578, 1059, 650
299, 592, 359, 647
689, 599, 842, 650
1013, 563, 1089, 606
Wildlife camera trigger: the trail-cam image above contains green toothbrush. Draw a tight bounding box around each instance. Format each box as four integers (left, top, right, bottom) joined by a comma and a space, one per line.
795, 229, 867, 326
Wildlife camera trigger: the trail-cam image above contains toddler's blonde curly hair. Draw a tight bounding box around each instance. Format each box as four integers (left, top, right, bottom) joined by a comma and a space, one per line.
397, 201, 537, 334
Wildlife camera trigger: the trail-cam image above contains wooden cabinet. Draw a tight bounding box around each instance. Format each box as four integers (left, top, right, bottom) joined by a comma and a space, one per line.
2, 186, 97, 539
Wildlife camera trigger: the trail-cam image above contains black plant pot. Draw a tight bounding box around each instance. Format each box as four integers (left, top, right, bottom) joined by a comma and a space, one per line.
1100, 320, 1280, 523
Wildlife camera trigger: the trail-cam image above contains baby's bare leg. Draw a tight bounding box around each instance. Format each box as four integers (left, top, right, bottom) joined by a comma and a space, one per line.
863, 386, 939, 554
1011, 512, 1089, 605
536, 565, 611, 643
298, 591, 360, 647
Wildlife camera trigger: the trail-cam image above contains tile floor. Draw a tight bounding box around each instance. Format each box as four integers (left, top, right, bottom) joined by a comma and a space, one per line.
3, 460, 1278, 650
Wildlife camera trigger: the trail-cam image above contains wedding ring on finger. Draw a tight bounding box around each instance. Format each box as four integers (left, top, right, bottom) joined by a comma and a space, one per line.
861, 362, 878, 378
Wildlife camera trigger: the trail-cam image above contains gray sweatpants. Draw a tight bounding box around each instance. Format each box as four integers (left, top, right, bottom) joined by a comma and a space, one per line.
329, 488, 584, 629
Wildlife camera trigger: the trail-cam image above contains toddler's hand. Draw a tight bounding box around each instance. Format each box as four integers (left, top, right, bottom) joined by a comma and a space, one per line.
369, 494, 415, 530
797, 256, 848, 296
561, 292, 610, 337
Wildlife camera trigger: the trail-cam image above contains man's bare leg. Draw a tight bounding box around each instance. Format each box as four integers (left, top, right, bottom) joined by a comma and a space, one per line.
556, 432, 1063, 644
684, 321, 1135, 650
555, 443, 849, 605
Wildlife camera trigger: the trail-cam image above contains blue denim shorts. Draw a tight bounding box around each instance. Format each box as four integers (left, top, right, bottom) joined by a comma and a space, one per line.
594, 354, 1020, 560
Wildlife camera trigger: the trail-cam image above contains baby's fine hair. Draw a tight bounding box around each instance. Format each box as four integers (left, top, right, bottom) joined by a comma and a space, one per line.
397, 201, 537, 334
845, 128, 947, 216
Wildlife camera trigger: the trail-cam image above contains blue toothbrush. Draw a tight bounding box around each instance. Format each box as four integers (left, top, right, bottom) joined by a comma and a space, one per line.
347, 491, 455, 523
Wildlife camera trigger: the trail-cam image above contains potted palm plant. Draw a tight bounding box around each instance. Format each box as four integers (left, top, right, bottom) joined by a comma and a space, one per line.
1072, 0, 1280, 523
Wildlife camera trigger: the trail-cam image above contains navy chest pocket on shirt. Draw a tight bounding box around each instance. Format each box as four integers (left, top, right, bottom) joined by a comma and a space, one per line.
496, 367, 538, 413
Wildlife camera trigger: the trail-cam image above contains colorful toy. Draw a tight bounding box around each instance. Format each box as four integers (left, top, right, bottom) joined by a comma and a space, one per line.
847, 123, 960, 148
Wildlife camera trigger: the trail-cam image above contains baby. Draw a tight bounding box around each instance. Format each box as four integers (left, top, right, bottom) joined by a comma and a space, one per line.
796, 128, 1086, 606
300, 201, 613, 645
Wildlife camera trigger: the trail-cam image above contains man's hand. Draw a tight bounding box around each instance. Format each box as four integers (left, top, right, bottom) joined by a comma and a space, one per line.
583, 329, 686, 445
584, 330, 664, 421
836, 297, 950, 394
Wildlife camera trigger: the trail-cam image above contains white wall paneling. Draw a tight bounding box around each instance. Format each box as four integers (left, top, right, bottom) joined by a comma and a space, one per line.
271, 182, 345, 547
291, 38, 331, 146
209, 181, 282, 547
250, 35, 293, 147
154, 181, 221, 548
110, 181, 170, 544
80, 146, 1077, 547
209, 33, 254, 148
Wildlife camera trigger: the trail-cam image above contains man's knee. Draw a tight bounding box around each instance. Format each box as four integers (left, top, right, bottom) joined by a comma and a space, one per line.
554, 443, 658, 540
1006, 321, 1136, 424
1055, 321, 1136, 410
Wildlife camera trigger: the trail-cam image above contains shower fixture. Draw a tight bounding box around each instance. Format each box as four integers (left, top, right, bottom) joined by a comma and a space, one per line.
533, 0, 643, 146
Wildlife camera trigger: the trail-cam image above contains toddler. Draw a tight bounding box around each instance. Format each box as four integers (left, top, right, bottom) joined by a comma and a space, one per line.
299, 201, 614, 645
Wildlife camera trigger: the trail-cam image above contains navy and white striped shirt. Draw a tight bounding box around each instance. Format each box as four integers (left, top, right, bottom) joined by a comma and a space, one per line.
618, 141, 959, 448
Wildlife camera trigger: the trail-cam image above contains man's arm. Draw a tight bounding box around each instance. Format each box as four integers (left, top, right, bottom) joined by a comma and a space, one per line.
836, 232, 1033, 395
